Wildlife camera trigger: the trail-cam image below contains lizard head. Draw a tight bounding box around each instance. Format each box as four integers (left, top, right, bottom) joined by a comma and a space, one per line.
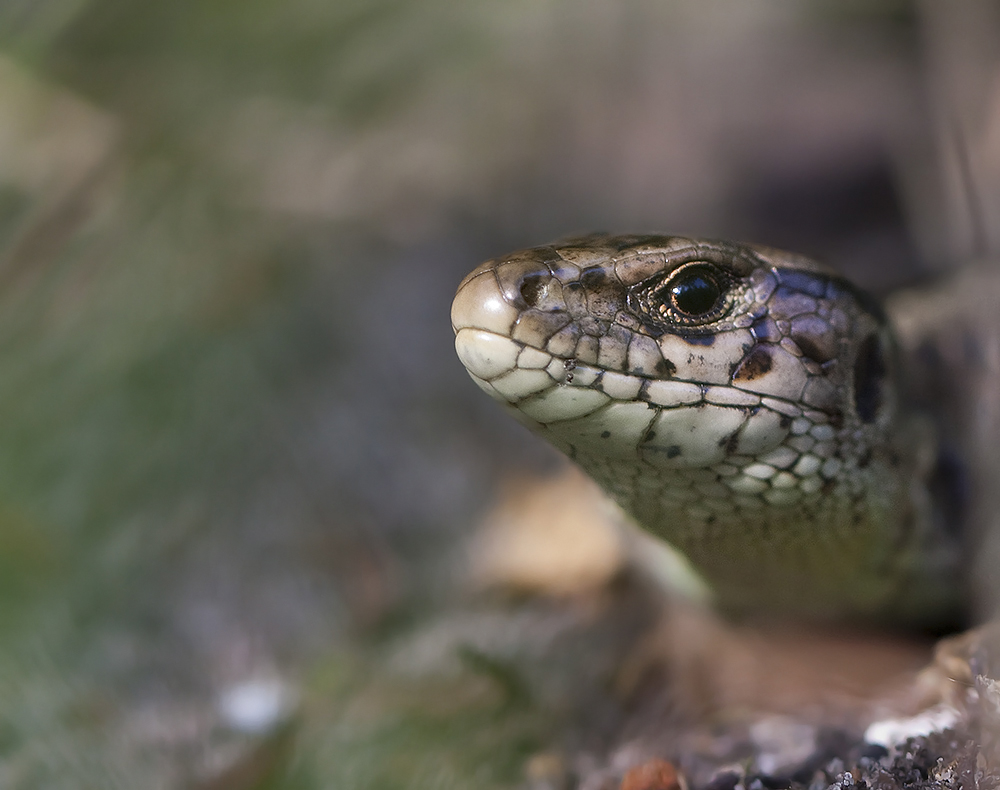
452, 233, 894, 480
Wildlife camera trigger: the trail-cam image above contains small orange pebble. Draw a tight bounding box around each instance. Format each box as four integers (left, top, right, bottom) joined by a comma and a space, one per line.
620, 758, 682, 790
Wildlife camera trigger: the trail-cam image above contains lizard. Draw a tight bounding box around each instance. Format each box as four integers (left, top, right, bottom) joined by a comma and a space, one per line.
450, 233, 1000, 632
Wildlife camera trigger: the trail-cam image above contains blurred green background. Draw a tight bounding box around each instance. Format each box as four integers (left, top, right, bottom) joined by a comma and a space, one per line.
0, 0, 994, 786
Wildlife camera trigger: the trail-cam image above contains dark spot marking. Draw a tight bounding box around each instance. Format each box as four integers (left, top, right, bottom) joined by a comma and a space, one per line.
681, 333, 715, 346
778, 414, 792, 429
666, 445, 682, 458
706, 515, 717, 525
827, 409, 843, 429
723, 432, 740, 454
643, 429, 657, 442
519, 275, 546, 307
732, 345, 773, 382
656, 358, 677, 377
853, 333, 886, 423
601, 430, 611, 439
580, 267, 608, 288
857, 449, 872, 469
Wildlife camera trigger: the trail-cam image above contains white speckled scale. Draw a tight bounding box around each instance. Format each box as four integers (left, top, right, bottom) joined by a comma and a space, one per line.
452, 234, 963, 626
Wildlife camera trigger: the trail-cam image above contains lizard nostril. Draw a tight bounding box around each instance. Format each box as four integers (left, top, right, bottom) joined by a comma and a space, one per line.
518, 274, 565, 312
519, 274, 546, 307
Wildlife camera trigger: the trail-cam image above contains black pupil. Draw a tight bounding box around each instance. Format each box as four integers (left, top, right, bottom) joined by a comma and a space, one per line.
670, 269, 721, 316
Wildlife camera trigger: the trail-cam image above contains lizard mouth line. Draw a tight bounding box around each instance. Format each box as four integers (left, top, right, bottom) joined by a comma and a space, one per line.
455, 326, 834, 427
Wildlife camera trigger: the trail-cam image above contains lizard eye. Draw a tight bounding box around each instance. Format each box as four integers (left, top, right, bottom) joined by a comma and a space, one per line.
668, 265, 723, 317
652, 263, 732, 325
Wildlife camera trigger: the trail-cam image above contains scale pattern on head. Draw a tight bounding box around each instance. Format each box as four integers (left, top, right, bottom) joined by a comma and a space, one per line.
452, 234, 955, 623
